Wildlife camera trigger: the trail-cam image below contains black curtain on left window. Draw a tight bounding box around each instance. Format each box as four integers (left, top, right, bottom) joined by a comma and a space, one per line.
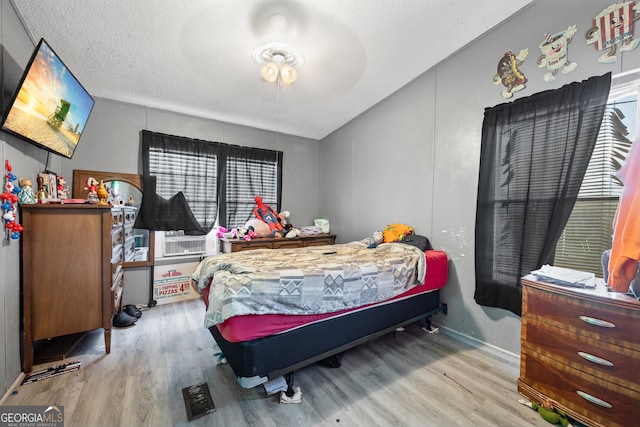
135, 130, 283, 234
474, 73, 611, 316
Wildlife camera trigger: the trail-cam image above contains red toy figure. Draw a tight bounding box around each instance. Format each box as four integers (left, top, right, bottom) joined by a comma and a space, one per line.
253, 195, 285, 237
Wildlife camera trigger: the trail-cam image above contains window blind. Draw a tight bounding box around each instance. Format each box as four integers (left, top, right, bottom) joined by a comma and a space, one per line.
554, 99, 634, 275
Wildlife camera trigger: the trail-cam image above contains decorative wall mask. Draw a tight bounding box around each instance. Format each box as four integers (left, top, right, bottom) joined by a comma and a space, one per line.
586, 1, 640, 63
537, 25, 578, 82
493, 49, 529, 99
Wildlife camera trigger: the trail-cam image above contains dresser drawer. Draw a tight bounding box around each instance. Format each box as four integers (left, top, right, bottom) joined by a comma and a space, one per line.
112, 268, 124, 310
303, 236, 336, 246
520, 349, 637, 427
113, 283, 124, 312
111, 228, 123, 259
522, 318, 638, 392
112, 264, 122, 286
524, 286, 638, 350
232, 242, 274, 251
111, 208, 123, 228
123, 207, 136, 224
124, 236, 136, 262
273, 240, 304, 249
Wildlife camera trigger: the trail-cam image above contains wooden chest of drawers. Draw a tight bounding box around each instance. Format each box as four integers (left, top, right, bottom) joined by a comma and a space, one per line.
222, 233, 336, 253
21, 204, 125, 372
519, 276, 640, 427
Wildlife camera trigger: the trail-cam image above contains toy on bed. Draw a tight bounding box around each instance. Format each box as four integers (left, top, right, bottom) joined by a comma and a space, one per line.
253, 195, 286, 237
361, 230, 384, 248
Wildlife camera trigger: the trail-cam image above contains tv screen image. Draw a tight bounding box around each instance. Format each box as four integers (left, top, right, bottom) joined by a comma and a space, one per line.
1, 38, 94, 159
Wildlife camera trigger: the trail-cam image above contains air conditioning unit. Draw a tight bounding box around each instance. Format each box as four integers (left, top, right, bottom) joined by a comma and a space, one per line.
163, 231, 207, 256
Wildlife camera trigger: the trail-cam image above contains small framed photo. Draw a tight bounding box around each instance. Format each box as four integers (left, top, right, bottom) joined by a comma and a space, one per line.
38, 172, 57, 199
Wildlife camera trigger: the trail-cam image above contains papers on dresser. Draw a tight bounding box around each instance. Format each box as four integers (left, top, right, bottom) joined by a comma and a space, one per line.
531, 264, 596, 288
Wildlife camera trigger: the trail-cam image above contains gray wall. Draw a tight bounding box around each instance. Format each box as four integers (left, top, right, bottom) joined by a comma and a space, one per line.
320, 0, 640, 354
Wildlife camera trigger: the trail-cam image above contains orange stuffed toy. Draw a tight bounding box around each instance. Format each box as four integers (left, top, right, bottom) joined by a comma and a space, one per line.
382, 223, 414, 243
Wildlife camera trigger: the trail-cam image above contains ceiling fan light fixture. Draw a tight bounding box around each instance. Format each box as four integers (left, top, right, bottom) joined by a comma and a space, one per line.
253, 42, 304, 86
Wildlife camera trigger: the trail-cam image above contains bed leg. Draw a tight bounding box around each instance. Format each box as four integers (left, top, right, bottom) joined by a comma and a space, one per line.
284, 372, 295, 398
279, 372, 302, 404
422, 316, 439, 334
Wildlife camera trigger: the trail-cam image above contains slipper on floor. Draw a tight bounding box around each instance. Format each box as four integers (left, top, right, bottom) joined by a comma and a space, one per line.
113, 311, 137, 328
123, 304, 142, 318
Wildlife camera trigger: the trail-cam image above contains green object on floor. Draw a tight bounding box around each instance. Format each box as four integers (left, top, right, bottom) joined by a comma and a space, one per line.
532, 402, 571, 427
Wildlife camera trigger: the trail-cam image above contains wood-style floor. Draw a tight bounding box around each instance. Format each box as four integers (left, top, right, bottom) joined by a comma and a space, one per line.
3, 298, 551, 427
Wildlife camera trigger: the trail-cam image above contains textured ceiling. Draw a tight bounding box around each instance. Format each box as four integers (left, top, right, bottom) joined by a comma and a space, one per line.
11, 0, 533, 140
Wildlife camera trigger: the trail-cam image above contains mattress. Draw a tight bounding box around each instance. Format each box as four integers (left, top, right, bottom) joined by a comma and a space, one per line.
203, 249, 448, 342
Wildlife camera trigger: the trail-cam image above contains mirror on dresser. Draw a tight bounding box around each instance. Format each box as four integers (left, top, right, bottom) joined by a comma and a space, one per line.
72, 169, 154, 267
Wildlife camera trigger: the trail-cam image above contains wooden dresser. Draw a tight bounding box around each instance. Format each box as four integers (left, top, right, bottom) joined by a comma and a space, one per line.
519, 275, 640, 427
21, 204, 125, 372
222, 233, 336, 253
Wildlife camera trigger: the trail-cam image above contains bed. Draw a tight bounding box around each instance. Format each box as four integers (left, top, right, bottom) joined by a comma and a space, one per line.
192, 240, 448, 391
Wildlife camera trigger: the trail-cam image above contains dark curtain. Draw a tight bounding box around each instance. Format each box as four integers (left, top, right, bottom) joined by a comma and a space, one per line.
474, 73, 611, 315
136, 130, 283, 233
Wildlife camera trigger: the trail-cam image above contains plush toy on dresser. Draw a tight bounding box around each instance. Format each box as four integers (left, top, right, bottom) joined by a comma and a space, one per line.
278, 210, 301, 238
253, 195, 286, 237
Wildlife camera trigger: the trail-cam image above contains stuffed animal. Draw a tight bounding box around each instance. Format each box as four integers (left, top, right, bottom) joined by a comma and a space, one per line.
518, 399, 573, 427
215, 226, 236, 239
362, 230, 384, 248
245, 218, 271, 238
253, 195, 286, 237
277, 210, 301, 238
285, 227, 300, 239
279, 210, 291, 226
235, 227, 257, 241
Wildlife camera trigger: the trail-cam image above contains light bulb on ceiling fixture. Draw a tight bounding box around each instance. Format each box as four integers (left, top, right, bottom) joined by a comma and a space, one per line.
261, 61, 279, 83
279, 63, 297, 86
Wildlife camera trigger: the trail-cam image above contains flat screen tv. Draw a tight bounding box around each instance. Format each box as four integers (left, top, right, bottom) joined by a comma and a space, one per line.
1, 38, 94, 159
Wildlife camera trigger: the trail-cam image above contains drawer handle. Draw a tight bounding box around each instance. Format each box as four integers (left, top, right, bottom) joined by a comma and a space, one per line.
577, 351, 614, 367
579, 315, 615, 328
576, 390, 612, 408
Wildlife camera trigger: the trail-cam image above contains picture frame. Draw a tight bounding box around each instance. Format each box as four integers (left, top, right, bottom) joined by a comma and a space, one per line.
38, 172, 57, 199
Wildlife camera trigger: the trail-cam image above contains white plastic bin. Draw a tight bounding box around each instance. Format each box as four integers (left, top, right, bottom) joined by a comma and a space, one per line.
135, 247, 149, 261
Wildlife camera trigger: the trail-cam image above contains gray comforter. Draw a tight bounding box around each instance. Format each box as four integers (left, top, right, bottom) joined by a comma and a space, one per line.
192, 241, 426, 328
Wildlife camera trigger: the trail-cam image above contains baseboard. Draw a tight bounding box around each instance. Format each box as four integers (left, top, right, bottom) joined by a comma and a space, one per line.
433, 323, 521, 362
0, 372, 25, 405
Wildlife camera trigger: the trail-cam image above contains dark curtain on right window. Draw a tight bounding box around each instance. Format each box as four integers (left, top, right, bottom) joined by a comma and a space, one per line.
474, 73, 611, 316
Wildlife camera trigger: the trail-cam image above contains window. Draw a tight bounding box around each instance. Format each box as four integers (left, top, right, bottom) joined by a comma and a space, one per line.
554, 78, 638, 276
147, 141, 218, 232
224, 155, 280, 228
141, 131, 282, 256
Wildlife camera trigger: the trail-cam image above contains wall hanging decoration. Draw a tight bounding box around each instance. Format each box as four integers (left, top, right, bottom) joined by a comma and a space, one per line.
2, 160, 23, 240
537, 25, 578, 82
586, 2, 640, 63
493, 49, 529, 99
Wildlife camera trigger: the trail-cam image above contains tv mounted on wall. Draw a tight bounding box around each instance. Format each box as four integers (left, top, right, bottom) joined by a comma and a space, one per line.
0, 38, 95, 159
